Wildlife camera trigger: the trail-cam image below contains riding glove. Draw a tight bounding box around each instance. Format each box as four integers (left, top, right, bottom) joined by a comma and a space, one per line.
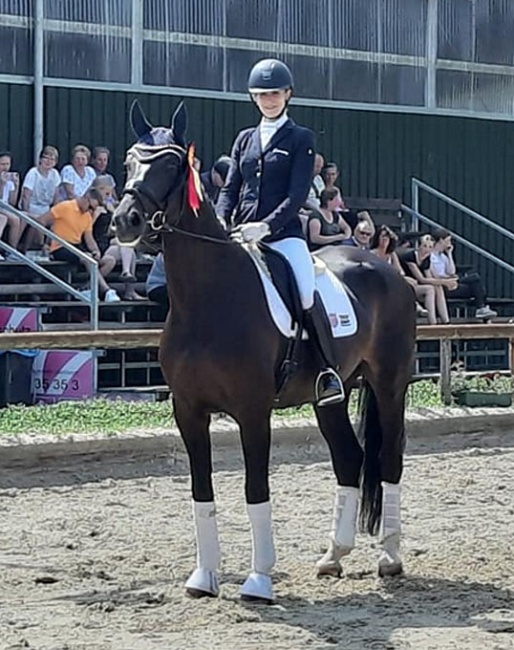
235, 222, 271, 243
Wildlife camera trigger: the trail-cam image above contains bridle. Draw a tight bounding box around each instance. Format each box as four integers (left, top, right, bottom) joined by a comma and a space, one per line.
120, 142, 233, 246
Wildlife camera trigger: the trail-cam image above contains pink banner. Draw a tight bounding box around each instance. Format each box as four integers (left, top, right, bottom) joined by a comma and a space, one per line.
32, 350, 95, 404
0, 307, 38, 333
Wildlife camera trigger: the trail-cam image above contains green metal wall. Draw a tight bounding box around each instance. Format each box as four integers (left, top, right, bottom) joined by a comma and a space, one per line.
2, 83, 514, 296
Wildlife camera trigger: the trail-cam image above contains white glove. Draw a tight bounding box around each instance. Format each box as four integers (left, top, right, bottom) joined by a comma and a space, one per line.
235, 222, 271, 243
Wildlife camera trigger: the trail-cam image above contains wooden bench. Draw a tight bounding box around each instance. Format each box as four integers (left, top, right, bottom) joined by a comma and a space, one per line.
344, 197, 404, 232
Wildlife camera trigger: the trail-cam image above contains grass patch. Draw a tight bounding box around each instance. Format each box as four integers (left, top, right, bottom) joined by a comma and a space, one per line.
0, 380, 443, 437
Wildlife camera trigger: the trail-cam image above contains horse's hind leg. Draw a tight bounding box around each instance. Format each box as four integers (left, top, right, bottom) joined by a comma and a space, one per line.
173, 398, 220, 597
361, 373, 408, 578
314, 397, 363, 578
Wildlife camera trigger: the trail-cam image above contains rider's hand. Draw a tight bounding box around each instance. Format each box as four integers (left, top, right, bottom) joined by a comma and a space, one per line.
232, 222, 271, 243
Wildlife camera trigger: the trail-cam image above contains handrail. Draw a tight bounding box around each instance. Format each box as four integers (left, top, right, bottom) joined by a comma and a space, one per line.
411, 177, 514, 243
401, 205, 514, 276
0, 199, 99, 329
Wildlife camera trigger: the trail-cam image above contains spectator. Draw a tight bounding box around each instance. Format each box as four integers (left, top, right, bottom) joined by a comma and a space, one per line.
337, 194, 376, 237
304, 153, 325, 211
200, 154, 231, 207
430, 228, 497, 319
307, 188, 351, 251
341, 220, 373, 250
60, 144, 97, 200
19, 145, 61, 255
321, 162, 341, 194
0, 151, 22, 259
370, 225, 429, 318
39, 188, 120, 302
146, 252, 169, 321
92, 175, 143, 301
399, 234, 451, 323
91, 146, 118, 200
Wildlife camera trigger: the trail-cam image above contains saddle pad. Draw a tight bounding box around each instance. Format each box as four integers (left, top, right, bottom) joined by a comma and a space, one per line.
245, 246, 357, 339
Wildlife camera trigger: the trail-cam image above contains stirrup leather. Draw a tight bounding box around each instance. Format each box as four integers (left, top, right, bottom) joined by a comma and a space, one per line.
315, 368, 345, 405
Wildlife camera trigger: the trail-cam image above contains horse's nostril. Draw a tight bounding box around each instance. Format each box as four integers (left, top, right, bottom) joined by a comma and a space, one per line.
129, 210, 142, 227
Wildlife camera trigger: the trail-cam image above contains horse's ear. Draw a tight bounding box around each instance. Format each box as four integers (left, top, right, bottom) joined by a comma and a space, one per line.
171, 101, 188, 147
130, 99, 153, 139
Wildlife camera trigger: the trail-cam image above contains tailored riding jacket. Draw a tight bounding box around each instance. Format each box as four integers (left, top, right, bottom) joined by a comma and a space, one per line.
217, 119, 315, 242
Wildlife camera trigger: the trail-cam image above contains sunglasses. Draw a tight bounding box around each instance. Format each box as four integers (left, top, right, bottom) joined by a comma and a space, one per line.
360, 232, 372, 237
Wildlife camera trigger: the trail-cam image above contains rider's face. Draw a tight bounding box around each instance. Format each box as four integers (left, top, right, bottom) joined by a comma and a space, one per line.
253, 89, 291, 119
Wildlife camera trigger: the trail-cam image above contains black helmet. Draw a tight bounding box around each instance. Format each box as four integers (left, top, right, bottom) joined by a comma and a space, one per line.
247, 59, 294, 93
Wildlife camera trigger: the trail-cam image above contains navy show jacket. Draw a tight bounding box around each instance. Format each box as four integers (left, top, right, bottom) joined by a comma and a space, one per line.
216, 119, 315, 241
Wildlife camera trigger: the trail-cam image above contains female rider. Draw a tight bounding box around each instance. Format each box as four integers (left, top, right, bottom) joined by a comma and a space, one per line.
216, 58, 344, 406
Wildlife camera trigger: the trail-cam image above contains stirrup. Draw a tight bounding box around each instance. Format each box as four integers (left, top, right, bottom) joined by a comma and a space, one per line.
315, 368, 345, 407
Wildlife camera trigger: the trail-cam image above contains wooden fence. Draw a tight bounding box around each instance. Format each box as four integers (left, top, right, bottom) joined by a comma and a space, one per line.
1, 324, 513, 405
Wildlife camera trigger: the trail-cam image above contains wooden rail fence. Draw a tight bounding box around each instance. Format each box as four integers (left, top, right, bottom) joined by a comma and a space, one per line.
1, 324, 513, 405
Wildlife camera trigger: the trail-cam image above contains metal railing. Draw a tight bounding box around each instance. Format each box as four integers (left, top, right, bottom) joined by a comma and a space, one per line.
0, 199, 99, 329
401, 204, 514, 277
411, 177, 514, 244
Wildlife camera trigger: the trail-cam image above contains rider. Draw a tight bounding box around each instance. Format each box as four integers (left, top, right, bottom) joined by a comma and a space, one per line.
216, 58, 344, 406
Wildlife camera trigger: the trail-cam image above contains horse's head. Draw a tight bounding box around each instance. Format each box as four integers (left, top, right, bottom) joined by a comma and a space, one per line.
112, 100, 189, 245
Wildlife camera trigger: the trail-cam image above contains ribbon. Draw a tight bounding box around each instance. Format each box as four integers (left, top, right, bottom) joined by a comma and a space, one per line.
186, 143, 203, 215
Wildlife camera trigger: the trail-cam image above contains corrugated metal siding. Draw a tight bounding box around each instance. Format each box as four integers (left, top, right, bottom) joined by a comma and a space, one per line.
0, 83, 33, 170
3, 82, 514, 296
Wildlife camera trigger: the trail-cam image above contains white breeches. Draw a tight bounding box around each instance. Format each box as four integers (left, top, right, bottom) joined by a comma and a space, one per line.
268, 237, 315, 310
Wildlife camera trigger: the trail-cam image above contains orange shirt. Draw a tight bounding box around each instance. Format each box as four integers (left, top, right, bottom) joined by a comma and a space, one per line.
49, 199, 93, 251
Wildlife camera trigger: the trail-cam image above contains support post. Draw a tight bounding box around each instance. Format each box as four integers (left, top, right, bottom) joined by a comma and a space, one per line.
33, 0, 44, 163
440, 338, 452, 405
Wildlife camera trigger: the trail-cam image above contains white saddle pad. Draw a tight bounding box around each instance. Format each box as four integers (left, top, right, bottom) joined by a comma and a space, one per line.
245, 246, 358, 339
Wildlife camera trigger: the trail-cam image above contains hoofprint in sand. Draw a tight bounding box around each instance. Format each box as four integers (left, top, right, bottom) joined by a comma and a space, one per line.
0, 426, 513, 650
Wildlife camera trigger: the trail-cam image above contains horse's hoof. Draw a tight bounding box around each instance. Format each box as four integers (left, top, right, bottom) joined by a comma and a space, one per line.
185, 568, 219, 598
316, 559, 343, 578
240, 572, 274, 604
378, 561, 403, 578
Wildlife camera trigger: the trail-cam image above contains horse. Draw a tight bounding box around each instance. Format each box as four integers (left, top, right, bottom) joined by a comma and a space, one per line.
112, 100, 416, 604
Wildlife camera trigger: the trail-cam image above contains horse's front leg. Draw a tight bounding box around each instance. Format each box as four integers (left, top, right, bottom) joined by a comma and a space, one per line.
238, 409, 275, 603
173, 398, 220, 597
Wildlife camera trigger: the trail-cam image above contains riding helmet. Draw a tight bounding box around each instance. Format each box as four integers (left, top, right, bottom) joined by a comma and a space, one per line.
247, 59, 294, 93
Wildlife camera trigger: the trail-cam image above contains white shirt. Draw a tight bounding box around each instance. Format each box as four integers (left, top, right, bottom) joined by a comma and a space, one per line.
1, 180, 14, 204
22, 167, 61, 215
430, 251, 452, 278
259, 113, 289, 150
60, 164, 96, 197
307, 175, 325, 207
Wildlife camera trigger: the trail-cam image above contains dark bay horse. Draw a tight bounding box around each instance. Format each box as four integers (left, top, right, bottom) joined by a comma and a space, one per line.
112, 101, 416, 603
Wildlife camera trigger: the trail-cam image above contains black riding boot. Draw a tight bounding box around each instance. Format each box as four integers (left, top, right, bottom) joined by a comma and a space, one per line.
304, 299, 345, 407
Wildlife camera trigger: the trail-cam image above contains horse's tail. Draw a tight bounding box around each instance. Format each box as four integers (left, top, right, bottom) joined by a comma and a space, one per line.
358, 379, 383, 536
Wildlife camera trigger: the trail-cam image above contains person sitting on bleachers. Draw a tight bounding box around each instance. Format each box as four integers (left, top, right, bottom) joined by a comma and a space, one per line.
59, 144, 97, 200
0, 150, 22, 260
341, 219, 373, 250
91, 175, 143, 301
304, 153, 325, 211
398, 234, 451, 323
307, 188, 351, 251
430, 228, 497, 319
146, 252, 169, 322
39, 187, 120, 302
91, 146, 118, 201
370, 225, 429, 318
200, 155, 231, 208
19, 145, 61, 257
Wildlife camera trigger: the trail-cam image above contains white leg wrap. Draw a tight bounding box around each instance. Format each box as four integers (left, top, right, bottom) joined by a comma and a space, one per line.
247, 501, 275, 575
379, 482, 402, 567
192, 500, 220, 572
330, 485, 360, 550
316, 485, 359, 575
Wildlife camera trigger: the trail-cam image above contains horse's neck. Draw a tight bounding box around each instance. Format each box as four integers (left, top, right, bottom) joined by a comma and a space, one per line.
162, 206, 250, 315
